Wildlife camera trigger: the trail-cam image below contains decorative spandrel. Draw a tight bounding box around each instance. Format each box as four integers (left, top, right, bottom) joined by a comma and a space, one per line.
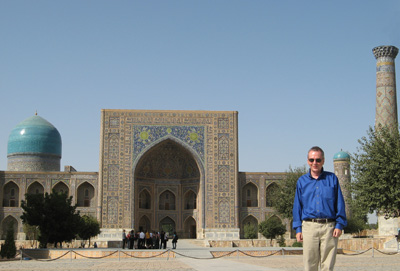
133, 125, 205, 162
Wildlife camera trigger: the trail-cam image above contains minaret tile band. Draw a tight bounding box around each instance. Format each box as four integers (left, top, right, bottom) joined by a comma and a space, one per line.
373, 45, 398, 128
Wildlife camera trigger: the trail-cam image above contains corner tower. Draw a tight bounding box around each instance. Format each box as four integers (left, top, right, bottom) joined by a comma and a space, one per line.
7, 114, 62, 171
373, 45, 399, 128
333, 151, 351, 219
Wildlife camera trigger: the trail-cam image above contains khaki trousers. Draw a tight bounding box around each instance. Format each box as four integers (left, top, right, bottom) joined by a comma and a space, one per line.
302, 221, 338, 271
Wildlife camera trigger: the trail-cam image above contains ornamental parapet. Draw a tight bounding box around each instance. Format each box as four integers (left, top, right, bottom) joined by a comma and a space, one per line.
373, 46, 399, 59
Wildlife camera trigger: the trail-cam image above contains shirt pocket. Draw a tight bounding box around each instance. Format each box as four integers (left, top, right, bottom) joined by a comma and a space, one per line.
321, 186, 335, 200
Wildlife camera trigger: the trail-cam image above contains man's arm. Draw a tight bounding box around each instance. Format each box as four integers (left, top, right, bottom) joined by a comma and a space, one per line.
292, 180, 303, 235
333, 228, 342, 238
296, 232, 303, 242
335, 178, 347, 230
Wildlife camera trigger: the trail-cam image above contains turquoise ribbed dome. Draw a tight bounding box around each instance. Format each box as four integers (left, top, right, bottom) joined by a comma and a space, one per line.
7, 115, 62, 157
333, 151, 350, 160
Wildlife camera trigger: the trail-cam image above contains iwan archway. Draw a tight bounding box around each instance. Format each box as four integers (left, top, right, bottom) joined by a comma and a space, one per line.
133, 138, 201, 238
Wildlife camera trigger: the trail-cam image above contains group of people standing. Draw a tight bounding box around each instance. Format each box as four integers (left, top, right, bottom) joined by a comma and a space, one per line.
122, 229, 178, 249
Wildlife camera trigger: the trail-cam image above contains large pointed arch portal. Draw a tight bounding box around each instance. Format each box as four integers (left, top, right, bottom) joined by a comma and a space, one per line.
134, 139, 201, 238
100, 110, 239, 240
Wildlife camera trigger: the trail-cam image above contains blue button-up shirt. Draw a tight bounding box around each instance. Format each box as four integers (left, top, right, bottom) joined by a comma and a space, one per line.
292, 169, 347, 233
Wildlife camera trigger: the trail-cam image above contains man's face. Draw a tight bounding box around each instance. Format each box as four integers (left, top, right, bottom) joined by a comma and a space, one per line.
307, 150, 325, 175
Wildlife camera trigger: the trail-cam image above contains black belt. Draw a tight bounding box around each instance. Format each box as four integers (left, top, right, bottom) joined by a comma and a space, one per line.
304, 218, 335, 223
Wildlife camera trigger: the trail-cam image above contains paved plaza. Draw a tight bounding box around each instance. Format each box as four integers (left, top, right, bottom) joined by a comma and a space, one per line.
1, 240, 399, 271
1, 252, 400, 271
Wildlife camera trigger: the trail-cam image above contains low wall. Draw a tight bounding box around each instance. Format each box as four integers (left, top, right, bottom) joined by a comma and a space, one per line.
338, 237, 393, 250
9, 237, 396, 252
21, 248, 303, 260
209, 239, 296, 248
210, 249, 302, 258
10, 240, 117, 249
21, 249, 174, 260
208, 237, 394, 251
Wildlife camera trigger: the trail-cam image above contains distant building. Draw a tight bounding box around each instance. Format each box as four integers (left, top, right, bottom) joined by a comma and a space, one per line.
0, 110, 349, 242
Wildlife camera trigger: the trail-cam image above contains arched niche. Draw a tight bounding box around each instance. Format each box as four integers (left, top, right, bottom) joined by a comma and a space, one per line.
53, 182, 69, 195
241, 215, 259, 239
266, 182, 279, 207
159, 216, 175, 235
159, 190, 176, 211
139, 189, 151, 209
139, 215, 151, 232
77, 182, 95, 207
1, 215, 18, 239
27, 181, 44, 195
183, 216, 196, 239
3, 181, 19, 207
242, 182, 258, 207
183, 190, 197, 210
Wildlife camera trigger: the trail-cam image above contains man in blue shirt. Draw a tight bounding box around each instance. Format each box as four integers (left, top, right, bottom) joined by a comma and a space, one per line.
293, 146, 347, 271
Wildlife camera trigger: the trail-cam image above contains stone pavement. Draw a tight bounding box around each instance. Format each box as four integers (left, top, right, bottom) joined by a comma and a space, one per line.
2, 240, 400, 271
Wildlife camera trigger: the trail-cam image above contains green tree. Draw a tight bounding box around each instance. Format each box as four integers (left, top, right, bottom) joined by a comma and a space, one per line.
352, 126, 400, 218
270, 166, 307, 219
21, 190, 82, 248
78, 215, 101, 248
0, 224, 16, 259
277, 235, 286, 247
243, 223, 258, 239
343, 196, 368, 235
23, 224, 40, 248
258, 216, 286, 246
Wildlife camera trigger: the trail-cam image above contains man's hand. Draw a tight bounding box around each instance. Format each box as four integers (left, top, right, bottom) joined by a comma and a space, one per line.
296, 232, 303, 242
333, 228, 342, 238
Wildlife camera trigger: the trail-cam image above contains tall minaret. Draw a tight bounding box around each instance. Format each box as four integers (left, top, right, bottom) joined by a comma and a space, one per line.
372, 45, 399, 236
372, 45, 399, 128
333, 151, 352, 219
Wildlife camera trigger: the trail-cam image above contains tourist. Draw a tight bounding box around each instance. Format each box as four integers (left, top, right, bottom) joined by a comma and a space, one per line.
155, 232, 160, 249
129, 230, 135, 249
122, 229, 127, 249
126, 231, 131, 248
292, 146, 347, 271
160, 231, 165, 249
163, 231, 169, 249
145, 230, 151, 248
152, 232, 157, 249
139, 230, 145, 249
172, 231, 178, 249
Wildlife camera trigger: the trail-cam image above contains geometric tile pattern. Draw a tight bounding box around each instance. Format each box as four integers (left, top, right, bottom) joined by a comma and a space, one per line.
100, 109, 239, 234
133, 125, 205, 162
373, 45, 399, 128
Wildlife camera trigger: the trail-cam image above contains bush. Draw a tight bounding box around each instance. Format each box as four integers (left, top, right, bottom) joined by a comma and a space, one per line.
278, 235, 286, 247
292, 241, 303, 247
344, 217, 367, 235
0, 225, 16, 259
243, 224, 258, 239
258, 217, 286, 246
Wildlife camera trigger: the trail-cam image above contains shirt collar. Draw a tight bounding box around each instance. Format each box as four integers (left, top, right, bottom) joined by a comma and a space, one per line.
307, 167, 325, 180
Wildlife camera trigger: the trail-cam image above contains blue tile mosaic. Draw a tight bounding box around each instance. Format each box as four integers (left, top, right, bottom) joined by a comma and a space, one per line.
133, 125, 205, 162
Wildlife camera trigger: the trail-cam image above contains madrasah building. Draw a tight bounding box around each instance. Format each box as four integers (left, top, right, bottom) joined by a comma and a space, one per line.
0, 109, 351, 243
0, 44, 397, 243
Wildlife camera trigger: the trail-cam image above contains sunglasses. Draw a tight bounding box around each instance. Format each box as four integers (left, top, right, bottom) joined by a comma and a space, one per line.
308, 158, 322, 163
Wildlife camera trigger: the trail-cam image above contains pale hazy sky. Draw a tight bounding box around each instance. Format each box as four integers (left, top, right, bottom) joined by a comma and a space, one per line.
1, 0, 399, 175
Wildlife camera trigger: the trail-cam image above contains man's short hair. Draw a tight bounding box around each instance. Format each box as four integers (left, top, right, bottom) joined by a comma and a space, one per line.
308, 146, 324, 158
